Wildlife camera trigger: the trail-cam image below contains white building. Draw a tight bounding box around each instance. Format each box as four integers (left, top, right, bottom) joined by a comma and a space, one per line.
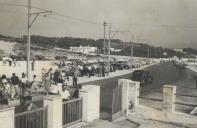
173, 48, 183, 52
70, 45, 97, 54
110, 48, 122, 52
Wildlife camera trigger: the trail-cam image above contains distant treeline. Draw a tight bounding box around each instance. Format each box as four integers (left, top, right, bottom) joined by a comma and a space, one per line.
0, 34, 197, 58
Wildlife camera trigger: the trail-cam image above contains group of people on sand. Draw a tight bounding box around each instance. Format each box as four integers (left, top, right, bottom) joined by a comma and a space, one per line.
2, 56, 18, 67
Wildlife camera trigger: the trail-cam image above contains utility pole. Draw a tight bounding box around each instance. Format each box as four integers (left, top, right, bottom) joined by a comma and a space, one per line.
26, 0, 51, 82
27, 0, 31, 82
130, 34, 134, 69
103, 21, 107, 58
147, 46, 150, 64
107, 24, 111, 76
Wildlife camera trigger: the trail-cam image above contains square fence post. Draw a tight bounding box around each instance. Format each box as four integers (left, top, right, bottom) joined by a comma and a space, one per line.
79, 85, 100, 122
118, 79, 140, 115
44, 96, 62, 128
118, 79, 130, 115
129, 81, 140, 110
0, 107, 15, 128
162, 85, 176, 113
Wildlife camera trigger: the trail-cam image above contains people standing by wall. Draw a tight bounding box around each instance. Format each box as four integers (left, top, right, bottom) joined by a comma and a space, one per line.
87, 64, 92, 78
1, 74, 7, 82
102, 63, 105, 77
20, 73, 27, 95
194, 75, 197, 89
8, 57, 12, 66
1, 79, 10, 104
78, 64, 84, 77
31, 75, 39, 93
72, 65, 79, 88
98, 64, 102, 77
20, 95, 38, 128
60, 85, 70, 101
31, 59, 35, 71
53, 69, 60, 83
11, 73, 20, 97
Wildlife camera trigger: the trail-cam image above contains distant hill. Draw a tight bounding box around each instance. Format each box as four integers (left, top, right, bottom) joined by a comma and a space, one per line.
0, 34, 16, 42
0, 34, 197, 59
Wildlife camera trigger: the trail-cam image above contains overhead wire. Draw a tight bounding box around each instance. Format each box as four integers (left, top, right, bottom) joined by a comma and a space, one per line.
0, 2, 103, 26
1, 2, 197, 30
110, 22, 197, 29
0, 3, 27, 8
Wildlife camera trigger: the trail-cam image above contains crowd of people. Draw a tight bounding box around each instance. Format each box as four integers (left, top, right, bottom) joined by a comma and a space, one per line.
0, 60, 80, 104
0, 72, 41, 102
2, 56, 18, 67
0, 58, 129, 106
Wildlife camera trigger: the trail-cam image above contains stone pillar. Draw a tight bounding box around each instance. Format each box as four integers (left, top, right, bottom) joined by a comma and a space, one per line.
162, 85, 176, 113
0, 106, 15, 128
79, 85, 100, 122
118, 79, 140, 115
44, 96, 62, 128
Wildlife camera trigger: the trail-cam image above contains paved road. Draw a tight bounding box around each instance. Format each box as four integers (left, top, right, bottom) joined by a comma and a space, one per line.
82, 62, 197, 117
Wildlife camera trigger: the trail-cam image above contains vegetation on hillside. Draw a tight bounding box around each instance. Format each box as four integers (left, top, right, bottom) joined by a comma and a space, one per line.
0, 34, 197, 59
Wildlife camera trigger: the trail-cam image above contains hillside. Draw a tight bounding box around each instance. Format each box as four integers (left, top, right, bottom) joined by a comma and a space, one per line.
0, 34, 197, 60
0, 40, 16, 56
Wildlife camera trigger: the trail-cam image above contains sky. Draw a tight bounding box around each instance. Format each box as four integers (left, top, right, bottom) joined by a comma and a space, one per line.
0, 0, 197, 49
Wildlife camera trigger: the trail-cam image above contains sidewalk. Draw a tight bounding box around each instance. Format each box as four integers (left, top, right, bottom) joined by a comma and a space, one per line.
79, 116, 190, 128
187, 63, 197, 73
126, 115, 193, 128
67, 63, 158, 86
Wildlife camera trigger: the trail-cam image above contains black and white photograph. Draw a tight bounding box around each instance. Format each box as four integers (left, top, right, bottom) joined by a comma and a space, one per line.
0, 0, 197, 128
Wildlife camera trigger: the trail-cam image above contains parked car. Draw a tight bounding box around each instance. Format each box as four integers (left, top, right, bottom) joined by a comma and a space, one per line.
173, 61, 186, 69
114, 61, 130, 70
131, 70, 153, 86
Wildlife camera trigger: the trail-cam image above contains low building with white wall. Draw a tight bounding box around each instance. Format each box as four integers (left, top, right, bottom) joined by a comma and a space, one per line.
70, 45, 97, 54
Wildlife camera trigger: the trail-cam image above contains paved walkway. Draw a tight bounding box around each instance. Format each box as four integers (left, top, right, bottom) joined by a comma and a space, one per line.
79, 116, 191, 128
187, 64, 197, 73
126, 114, 196, 128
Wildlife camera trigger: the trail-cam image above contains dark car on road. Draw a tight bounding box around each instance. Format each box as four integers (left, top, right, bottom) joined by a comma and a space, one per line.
131, 70, 153, 86
113, 61, 130, 70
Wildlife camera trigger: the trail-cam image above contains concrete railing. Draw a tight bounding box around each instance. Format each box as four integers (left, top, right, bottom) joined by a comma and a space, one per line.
0, 85, 100, 128
118, 79, 197, 125
118, 79, 178, 113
